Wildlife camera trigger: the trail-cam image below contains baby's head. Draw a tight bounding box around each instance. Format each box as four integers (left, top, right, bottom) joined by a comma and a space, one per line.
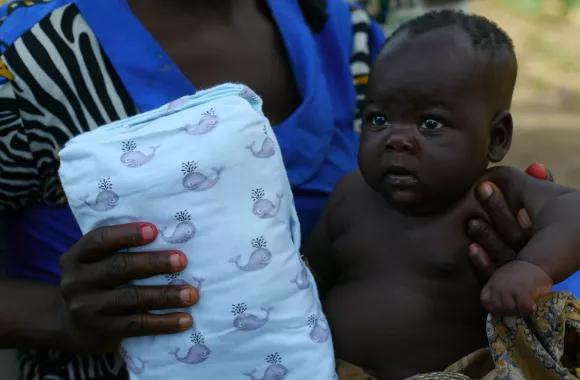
359, 10, 517, 215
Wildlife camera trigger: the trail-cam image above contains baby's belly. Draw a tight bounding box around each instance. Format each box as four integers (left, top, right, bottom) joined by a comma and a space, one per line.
323, 276, 487, 380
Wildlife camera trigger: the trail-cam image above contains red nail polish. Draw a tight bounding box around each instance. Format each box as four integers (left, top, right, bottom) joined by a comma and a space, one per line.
469, 243, 480, 255
526, 163, 547, 180
140, 224, 157, 241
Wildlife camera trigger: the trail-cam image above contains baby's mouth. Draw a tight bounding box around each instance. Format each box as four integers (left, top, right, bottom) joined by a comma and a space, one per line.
385, 166, 419, 187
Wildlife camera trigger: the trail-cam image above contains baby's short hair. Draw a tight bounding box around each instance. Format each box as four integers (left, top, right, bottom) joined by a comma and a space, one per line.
386, 10, 514, 57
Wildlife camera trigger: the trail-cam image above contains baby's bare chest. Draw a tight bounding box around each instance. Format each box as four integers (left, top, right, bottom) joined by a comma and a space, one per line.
331, 208, 477, 282
324, 200, 488, 378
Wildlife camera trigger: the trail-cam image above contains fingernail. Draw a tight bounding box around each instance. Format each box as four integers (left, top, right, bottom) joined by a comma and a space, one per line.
469, 243, 480, 255
481, 288, 491, 303
170, 252, 184, 269
478, 182, 494, 200
140, 225, 156, 241
180, 289, 192, 303
526, 163, 547, 180
517, 209, 532, 230
179, 316, 192, 329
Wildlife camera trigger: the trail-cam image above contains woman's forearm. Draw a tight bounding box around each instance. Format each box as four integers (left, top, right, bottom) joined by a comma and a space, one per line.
0, 279, 68, 350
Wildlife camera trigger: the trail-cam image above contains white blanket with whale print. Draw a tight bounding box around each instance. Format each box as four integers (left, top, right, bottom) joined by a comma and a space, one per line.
58, 83, 336, 380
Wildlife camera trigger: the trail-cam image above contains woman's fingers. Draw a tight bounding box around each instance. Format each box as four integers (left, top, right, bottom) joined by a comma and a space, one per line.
100, 285, 199, 314
100, 313, 193, 337
468, 243, 498, 278
476, 182, 528, 250
64, 223, 158, 264
89, 250, 187, 288
467, 218, 517, 267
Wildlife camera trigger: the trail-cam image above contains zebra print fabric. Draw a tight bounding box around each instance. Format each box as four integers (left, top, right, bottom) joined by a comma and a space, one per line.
0, 3, 133, 379
0, 2, 374, 379
349, 5, 373, 134
0, 2, 136, 215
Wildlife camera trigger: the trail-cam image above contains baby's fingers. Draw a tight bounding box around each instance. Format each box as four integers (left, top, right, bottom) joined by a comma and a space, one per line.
482, 286, 532, 316
515, 293, 537, 316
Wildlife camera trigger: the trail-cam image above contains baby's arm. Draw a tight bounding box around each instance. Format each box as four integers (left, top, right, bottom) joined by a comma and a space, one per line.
478, 166, 580, 314
302, 173, 356, 300
302, 207, 337, 301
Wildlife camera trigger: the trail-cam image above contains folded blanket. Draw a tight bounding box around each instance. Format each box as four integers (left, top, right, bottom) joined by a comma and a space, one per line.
337, 291, 580, 379
59, 84, 336, 380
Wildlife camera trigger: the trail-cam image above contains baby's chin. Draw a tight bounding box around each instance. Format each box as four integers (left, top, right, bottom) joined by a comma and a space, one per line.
382, 188, 441, 216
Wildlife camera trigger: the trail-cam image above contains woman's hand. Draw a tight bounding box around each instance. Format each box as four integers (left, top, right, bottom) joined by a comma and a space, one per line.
467, 163, 554, 314
58, 223, 198, 354
467, 163, 554, 275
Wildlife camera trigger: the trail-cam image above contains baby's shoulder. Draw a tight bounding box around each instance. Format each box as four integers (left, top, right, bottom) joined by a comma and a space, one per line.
327, 170, 369, 208
325, 170, 385, 231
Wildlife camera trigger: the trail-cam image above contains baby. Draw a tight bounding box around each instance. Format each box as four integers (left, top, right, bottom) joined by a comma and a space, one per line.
304, 10, 575, 380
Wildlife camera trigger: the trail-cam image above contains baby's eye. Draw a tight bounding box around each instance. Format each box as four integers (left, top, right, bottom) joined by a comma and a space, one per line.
420, 119, 444, 130
371, 115, 389, 126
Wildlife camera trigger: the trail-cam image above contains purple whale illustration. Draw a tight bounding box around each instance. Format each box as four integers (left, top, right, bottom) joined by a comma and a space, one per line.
160, 210, 196, 244
231, 303, 273, 331
119, 346, 147, 374
290, 265, 310, 290
181, 161, 224, 192
166, 97, 189, 112
244, 353, 288, 380
165, 273, 204, 289
307, 314, 330, 343
228, 236, 272, 271
180, 108, 220, 135
239, 86, 260, 106
169, 332, 211, 364
120, 141, 160, 168
81, 178, 119, 212
251, 189, 283, 219
246, 126, 275, 159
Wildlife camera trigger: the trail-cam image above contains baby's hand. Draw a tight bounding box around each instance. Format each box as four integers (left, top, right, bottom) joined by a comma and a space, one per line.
480, 260, 553, 316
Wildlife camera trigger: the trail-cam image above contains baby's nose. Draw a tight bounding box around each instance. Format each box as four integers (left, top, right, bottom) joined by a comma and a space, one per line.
385, 132, 418, 154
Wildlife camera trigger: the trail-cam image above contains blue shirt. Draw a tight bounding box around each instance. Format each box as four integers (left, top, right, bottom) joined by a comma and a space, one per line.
0, 0, 385, 282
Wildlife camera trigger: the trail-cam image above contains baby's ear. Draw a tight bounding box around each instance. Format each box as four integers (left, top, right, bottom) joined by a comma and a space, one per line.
488, 110, 513, 163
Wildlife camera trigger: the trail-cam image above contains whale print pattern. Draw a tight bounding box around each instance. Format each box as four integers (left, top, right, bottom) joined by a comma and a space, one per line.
251, 188, 283, 219
165, 273, 204, 289
244, 352, 289, 380
290, 264, 310, 290
246, 125, 275, 159
180, 108, 220, 135
239, 86, 261, 106
228, 236, 272, 272
119, 345, 147, 375
161, 210, 196, 244
169, 332, 211, 365
166, 97, 189, 112
120, 141, 160, 168
231, 303, 273, 332
181, 161, 224, 192
307, 314, 331, 344
80, 178, 119, 212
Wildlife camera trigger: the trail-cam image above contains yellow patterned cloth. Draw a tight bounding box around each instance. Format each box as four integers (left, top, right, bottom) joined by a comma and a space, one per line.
337, 292, 580, 379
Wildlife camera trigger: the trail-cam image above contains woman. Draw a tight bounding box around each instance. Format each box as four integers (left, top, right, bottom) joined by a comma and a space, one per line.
0, 0, 557, 379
